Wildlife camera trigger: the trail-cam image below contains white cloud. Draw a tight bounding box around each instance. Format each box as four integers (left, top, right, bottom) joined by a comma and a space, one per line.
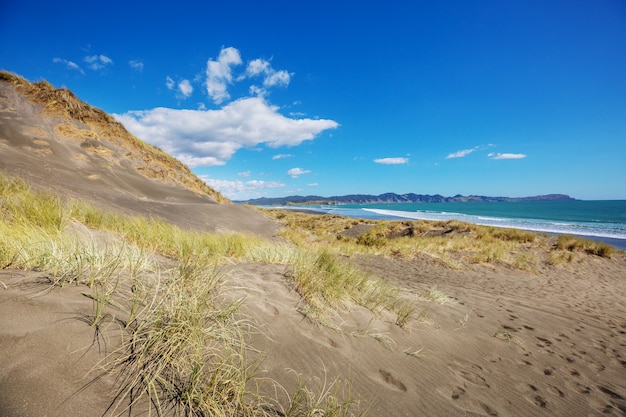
84, 54, 113, 71
446, 144, 496, 159
246, 59, 270, 76
52, 58, 84, 74
272, 153, 293, 160
446, 148, 476, 159
374, 157, 409, 165
238, 171, 251, 178
201, 177, 285, 199
177, 155, 226, 167
178, 79, 193, 98
488, 152, 527, 160
249, 85, 266, 98
246, 58, 292, 89
204, 48, 293, 103
129, 60, 144, 72
166, 77, 193, 99
114, 97, 338, 167
287, 167, 311, 178
264, 70, 291, 87
205, 47, 242, 104
307, 183, 319, 187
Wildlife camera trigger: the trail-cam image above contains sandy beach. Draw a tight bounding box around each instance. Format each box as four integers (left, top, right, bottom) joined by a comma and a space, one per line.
2, 245, 625, 416
1, 73, 625, 416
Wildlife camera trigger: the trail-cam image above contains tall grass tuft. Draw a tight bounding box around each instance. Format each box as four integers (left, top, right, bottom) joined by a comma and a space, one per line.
555, 235, 615, 258
1, 174, 365, 415
105, 265, 264, 416
281, 369, 363, 417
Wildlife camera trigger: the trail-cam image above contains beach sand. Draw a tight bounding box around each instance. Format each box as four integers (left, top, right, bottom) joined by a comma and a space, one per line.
2, 249, 625, 416
1, 75, 625, 416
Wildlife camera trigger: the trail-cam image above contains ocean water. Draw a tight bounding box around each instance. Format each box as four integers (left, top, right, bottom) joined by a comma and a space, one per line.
273, 200, 626, 250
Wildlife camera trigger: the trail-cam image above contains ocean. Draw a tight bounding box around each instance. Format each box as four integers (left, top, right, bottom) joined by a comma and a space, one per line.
270, 200, 626, 250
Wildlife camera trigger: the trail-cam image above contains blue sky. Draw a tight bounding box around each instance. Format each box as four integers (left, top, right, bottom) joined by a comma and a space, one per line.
2, 1, 625, 200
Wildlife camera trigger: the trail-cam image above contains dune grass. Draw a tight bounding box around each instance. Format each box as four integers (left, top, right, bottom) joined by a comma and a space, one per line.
263, 209, 618, 270
555, 234, 615, 258
0, 174, 388, 415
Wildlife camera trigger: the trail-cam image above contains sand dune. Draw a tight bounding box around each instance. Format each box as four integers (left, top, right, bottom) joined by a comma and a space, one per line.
1, 74, 625, 416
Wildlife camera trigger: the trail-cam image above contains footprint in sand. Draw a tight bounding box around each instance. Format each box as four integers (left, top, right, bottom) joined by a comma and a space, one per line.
449, 361, 490, 388
536, 336, 552, 347
327, 338, 340, 348
479, 402, 499, 416
546, 384, 565, 398
451, 386, 465, 400
438, 385, 499, 416
598, 385, 626, 405
378, 369, 407, 392
523, 392, 548, 409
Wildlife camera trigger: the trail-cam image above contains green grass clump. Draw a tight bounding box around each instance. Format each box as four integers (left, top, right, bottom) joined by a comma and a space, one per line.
287, 250, 397, 321
555, 235, 615, 258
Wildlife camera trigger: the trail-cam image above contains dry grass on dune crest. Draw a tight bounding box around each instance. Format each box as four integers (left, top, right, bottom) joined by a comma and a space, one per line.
0, 70, 229, 203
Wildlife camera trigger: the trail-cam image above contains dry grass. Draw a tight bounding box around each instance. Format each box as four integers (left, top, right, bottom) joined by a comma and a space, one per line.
555, 234, 615, 258
264, 208, 620, 272
0, 174, 389, 415
264, 209, 553, 269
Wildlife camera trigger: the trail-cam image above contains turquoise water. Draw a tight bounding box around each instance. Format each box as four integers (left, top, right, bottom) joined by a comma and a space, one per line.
273, 200, 626, 250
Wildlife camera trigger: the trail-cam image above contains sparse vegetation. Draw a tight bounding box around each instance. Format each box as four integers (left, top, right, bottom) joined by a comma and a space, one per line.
263, 209, 554, 268
0, 174, 398, 415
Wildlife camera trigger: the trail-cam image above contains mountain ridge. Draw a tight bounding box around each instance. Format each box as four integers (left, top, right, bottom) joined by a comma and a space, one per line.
239, 193, 576, 206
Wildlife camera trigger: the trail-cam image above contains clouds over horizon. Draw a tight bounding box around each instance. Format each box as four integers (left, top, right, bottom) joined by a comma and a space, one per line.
201, 177, 285, 199
287, 167, 311, 178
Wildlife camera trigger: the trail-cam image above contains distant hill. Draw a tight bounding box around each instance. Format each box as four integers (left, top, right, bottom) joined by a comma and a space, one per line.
239, 193, 576, 206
